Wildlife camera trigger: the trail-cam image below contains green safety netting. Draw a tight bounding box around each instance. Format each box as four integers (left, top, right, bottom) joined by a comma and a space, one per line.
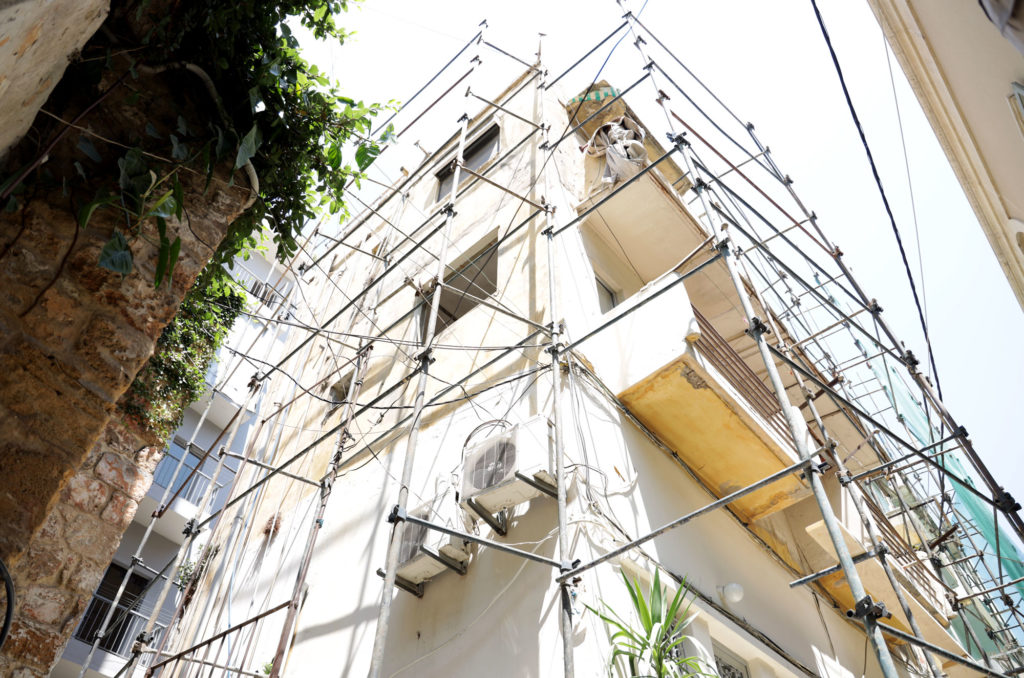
866, 354, 1024, 602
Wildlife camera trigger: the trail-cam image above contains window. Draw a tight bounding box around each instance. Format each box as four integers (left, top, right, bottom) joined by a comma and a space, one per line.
322, 374, 354, 423
423, 234, 499, 337
75, 563, 151, 656
436, 124, 500, 202
713, 642, 750, 678
595, 276, 618, 314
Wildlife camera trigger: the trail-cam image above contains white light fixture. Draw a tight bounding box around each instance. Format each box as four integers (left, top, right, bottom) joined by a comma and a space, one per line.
718, 582, 745, 606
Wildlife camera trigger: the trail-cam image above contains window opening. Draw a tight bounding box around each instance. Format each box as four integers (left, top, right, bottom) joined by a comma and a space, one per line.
436, 124, 500, 202
323, 374, 355, 422
422, 233, 499, 337
713, 642, 750, 678
595, 276, 618, 314
74, 563, 152, 657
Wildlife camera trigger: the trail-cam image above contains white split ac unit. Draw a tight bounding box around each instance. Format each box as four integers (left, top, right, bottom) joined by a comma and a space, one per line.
460, 416, 556, 518
395, 484, 469, 585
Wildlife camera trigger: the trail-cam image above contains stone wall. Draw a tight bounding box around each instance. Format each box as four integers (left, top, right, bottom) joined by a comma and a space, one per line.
0, 0, 110, 160
0, 52, 250, 675
0, 420, 160, 676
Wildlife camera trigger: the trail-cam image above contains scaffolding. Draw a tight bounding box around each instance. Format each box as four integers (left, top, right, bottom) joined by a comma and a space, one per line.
84, 8, 1024, 678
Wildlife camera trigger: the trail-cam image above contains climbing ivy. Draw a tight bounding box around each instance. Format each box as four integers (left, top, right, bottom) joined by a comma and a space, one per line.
129, 0, 391, 276
120, 273, 245, 440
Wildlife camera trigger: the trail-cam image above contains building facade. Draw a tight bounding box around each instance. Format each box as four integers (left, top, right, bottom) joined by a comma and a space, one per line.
132, 46, 1024, 678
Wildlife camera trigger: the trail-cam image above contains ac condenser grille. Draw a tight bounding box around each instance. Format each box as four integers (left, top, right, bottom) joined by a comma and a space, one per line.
466, 440, 516, 493
397, 510, 429, 565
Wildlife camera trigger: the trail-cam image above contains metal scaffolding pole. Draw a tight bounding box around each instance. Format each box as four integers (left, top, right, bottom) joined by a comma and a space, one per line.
367, 27, 484, 676
678, 139, 901, 678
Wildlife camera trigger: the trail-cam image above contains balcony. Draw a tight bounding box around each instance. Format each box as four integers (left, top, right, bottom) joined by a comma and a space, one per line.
152, 445, 225, 509
73, 590, 170, 667
575, 169, 810, 522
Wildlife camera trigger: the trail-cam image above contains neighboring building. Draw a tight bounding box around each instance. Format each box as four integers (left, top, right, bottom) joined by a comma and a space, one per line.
867, 0, 1024, 309
135, 61, 1024, 678
50, 249, 295, 678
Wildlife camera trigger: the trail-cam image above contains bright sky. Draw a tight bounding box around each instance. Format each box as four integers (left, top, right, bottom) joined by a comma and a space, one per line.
298, 0, 1024, 517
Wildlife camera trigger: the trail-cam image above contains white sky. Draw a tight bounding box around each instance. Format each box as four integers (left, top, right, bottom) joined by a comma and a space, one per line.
298, 0, 1024, 513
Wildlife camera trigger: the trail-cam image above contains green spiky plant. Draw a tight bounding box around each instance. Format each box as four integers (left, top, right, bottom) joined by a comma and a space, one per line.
588, 569, 703, 678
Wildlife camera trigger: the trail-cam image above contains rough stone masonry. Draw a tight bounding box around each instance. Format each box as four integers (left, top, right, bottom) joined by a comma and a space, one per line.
0, 25, 252, 675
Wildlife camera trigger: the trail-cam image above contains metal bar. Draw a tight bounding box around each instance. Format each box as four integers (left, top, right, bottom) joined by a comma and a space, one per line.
397, 69, 473, 139
546, 20, 629, 90
151, 653, 265, 678
371, 27, 482, 136
400, 510, 561, 568
682, 145, 901, 678
559, 251, 722, 355
467, 89, 541, 128
790, 306, 867, 349
457, 164, 547, 210
789, 550, 878, 588
147, 600, 290, 674
221, 452, 320, 487
557, 457, 812, 583
433, 282, 550, 333
515, 471, 558, 499
465, 497, 508, 537
958, 577, 1024, 604
875, 622, 1010, 678
369, 52, 483, 675
766, 343, 998, 508
483, 40, 537, 70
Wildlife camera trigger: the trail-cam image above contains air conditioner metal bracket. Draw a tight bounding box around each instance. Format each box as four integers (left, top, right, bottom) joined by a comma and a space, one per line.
376, 567, 424, 598
420, 545, 467, 575
515, 471, 557, 499
465, 497, 508, 536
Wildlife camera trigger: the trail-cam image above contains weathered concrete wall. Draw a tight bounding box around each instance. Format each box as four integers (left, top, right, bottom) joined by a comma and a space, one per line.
0, 420, 159, 676
0, 0, 110, 160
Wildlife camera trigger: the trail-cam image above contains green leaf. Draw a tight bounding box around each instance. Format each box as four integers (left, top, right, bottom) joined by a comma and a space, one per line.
235, 124, 262, 169
98, 231, 134, 276
166, 237, 181, 285
326, 142, 341, 170
172, 175, 184, 221
355, 142, 379, 171
145, 122, 161, 139
148, 190, 178, 219
78, 194, 116, 229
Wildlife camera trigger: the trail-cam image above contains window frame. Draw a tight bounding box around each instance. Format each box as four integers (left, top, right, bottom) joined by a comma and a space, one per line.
421, 231, 500, 338
435, 123, 501, 203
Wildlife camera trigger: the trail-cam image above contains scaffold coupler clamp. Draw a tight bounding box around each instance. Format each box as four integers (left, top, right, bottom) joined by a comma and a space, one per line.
442, 202, 457, 218
668, 131, 688, 149
868, 299, 883, 316
559, 559, 581, 577
837, 469, 852, 487
902, 350, 920, 370
388, 505, 408, 524
996, 487, 1021, 514
130, 555, 145, 569
131, 630, 154, 655
954, 425, 969, 439
847, 595, 891, 621
745, 316, 771, 339
801, 460, 829, 481
182, 518, 200, 538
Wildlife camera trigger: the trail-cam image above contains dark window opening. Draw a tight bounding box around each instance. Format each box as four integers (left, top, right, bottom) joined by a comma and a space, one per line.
422, 235, 499, 337
436, 125, 500, 202
74, 563, 151, 657
595, 276, 618, 314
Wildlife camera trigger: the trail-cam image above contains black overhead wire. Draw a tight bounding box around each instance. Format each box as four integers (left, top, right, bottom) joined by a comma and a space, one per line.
808, 0, 943, 399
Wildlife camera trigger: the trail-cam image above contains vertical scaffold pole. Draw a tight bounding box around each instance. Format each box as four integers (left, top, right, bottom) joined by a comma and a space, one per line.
677, 138, 901, 678
367, 24, 485, 678
536, 37, 575, 678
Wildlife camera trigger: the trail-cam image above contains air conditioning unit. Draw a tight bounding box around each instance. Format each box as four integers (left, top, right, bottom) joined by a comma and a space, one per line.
395, 484, 469, 585
460, 416, 557, 521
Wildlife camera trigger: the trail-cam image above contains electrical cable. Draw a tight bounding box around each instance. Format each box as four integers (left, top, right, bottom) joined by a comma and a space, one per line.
0, 556, 12, 651
807, 0, 942, 399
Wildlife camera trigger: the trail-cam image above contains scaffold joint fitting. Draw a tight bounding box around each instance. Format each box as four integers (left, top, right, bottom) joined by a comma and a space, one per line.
746, 316, 771, 338
388, 505, 408, 524
869, 299, 883, 315
442, 202, 457, 218
668, 132, 688, 148
902, 350, 919, 369
560, 559, 581, 575
847, 595, 891, 620
955, 425, 969, 439
182, 518, 200, 538
996, 488, 1021, 514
